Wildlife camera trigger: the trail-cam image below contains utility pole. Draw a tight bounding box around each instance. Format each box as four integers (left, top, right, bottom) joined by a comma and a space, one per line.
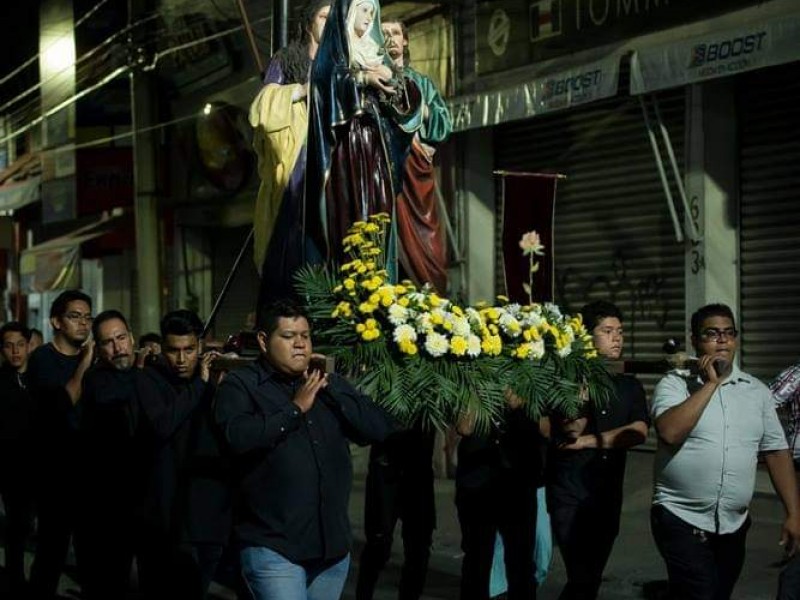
128, 0, 161, 332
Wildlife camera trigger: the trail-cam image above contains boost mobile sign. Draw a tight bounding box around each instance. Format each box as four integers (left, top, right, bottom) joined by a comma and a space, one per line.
449, 54, 620, 132
631, 15, 800, 94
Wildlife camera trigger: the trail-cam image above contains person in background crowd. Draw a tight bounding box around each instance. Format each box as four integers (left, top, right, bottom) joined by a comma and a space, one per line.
0, 321, 36, 597
29, 327, 44, 352
78, 310, 141, 599
27, 289, 94, 600
455, 392, 543, 600
135, 309, 228, 599
546, 300, 648, 600
136, 331, 162, 368
770, 360, 800, 600
250, 0, 331, 314
651, 303, 800, 599
215, 299, 392, 600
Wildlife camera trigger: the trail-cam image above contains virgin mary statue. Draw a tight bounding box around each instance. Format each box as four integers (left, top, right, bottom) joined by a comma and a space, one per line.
304, 0, 423, 277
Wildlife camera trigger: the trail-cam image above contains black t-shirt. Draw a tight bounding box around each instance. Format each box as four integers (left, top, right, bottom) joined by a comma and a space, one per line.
546, 374, 649, 506
26, 343, 83, 479
0, 366, 32, 443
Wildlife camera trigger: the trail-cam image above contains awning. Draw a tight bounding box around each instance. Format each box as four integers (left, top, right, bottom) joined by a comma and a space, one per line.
0, 176, 41, 213
0, 153, 42, 214
20, 208, 125, 293
448, 51, 623, 132
631, 12, 800, 94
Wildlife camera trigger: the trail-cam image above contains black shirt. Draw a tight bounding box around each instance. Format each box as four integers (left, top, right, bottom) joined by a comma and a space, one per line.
26, 343, 82, 477
456, 408, 544, 493
135, 364, 231, 544
215, 359, 392, 562
0, 366, 35, 480
80, 364, 141, 510
547, 374, 649, 506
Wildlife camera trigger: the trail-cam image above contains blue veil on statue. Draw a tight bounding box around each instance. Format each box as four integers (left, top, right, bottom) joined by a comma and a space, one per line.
304, 0, 409, 277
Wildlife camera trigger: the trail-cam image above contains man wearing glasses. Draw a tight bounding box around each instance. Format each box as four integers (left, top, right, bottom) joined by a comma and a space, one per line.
650, 303, 800, 599
26, 289, 95, 598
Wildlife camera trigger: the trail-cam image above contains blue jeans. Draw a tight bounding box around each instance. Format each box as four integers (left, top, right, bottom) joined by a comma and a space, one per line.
240, 546, 350, 600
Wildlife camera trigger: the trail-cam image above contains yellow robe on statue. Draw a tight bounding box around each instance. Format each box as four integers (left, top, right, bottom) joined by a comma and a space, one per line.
249, 83, 308, 274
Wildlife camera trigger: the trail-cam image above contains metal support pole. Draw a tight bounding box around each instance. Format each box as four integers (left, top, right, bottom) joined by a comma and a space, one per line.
272, 0, 289, 54
639, 95, 684, 244
652, 95, 702, 242
203, 228, 254, 338
235, 0, 265, 74
129, 0, 162, 332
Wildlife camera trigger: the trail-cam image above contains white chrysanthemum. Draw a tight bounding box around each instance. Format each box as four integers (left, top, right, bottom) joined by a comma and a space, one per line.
505, 303, 522, 317
530, 339, 546, 360
499, 312, 522, 337
392, 324, 417, 344
388, 304, 409, 325
451, 315, 471, 337
408, 292, 428, 305
466, 334, 482, 357
424, 332, 449, 357
544, 302, 562, 319
558, 344, 572, 358
415, 312, 433, 333
521, 310, 544, 328
465, 307, 483, 327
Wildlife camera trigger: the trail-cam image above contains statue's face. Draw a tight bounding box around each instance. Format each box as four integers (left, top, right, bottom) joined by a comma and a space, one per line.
353, 2, 375, 37
308, 4, 330, 46
382, 21, 406, 62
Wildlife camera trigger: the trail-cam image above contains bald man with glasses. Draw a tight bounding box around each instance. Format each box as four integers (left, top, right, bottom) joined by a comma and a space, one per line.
650, 302, 800, 600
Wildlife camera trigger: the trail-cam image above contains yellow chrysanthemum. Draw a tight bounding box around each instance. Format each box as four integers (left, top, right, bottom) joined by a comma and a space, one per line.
359, 302, 378, 314
450, 336, 468, 356
343, 278, 356, 291
398, 297, 410, 308
480, 335, 503, 356
398, 340, 418, 355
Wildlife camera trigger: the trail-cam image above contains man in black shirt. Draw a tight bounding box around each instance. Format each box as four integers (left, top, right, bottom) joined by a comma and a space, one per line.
215, 300, 393, 600
546, 300, 649, 600
455, 394, 543, 600
135, 309, 228, 599
0, 321, 36, 597
78, 310, 140, 599
27, 289, 94, 600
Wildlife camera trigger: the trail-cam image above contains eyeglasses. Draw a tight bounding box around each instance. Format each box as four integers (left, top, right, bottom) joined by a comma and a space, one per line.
700, 328, 738, 342
63, 312, 94, 324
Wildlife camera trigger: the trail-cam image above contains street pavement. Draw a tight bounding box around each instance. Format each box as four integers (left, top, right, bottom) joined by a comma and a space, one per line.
0, 449, 791, 599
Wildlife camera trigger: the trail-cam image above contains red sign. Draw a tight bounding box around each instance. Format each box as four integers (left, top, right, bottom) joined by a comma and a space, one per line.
76, 148, 134, 216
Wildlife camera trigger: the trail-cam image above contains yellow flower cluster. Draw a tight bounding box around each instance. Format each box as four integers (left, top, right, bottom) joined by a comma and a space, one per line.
329, 215, 597, 361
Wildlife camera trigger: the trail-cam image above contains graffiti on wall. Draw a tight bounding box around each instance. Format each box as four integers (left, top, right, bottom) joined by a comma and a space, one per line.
555, 248, 671, 332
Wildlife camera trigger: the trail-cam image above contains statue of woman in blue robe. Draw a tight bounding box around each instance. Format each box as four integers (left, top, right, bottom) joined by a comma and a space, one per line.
304, 0, 421, 277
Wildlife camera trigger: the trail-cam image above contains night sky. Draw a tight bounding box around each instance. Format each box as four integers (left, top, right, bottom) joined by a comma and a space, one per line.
0, 0, 40, 107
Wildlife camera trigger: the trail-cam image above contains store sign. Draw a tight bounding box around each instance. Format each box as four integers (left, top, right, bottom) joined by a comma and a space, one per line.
630, 15, 800, 93
475, 0, 763, 75
450, 53, 620, 131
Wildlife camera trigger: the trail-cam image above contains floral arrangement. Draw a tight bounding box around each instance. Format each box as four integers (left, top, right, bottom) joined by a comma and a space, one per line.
296, 214, 613, 431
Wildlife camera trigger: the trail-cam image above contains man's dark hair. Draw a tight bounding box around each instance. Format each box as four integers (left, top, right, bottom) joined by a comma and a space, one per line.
273, 0, 331, 85
690, 303, 736, 338
50, 289, 92, 319
257, 300, 308, 339
382, 18, 410, 64
160, 310, 204, 339
138, 332, 162, 348
91, 310, 130, 340
580, 300, 623, 331
30, 328, 43, 339
0, 321, 32, 343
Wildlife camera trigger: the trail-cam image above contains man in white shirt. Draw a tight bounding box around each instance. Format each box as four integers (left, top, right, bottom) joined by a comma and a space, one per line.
650, 302, 800, 599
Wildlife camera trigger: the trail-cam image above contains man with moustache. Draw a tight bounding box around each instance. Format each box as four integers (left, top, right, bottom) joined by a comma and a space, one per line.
135, 309, 228, 599
0, 322, 36, 597
651, 303, 800, 599
27, 289, 95, 599
546, 300, 648, 600
78, 310, 140, 599
215, 299, 392, 600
